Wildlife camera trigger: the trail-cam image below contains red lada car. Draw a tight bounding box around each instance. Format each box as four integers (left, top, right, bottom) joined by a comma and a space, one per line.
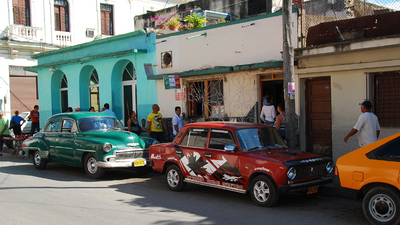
149, 122, 334, 206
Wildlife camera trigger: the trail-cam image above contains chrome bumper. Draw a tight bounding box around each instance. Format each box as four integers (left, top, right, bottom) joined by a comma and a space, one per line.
97, 158, 151, 168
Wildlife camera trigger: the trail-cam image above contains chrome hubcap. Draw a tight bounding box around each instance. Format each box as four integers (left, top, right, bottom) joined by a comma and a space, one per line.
369, 194, 396, 222
34, 152, 41, 165
253, 180, 270, 203
167, 169, 179, 187
87, 157, 98, 174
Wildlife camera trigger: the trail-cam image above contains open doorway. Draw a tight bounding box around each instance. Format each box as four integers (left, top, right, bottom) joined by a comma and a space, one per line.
260, 73, 284, 113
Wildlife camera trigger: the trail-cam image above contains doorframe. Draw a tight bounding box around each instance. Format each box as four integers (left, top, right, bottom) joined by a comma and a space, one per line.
122, 80, 137, 128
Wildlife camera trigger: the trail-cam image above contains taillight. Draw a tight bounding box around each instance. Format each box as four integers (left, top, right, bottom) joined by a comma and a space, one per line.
335, 166, 338, 176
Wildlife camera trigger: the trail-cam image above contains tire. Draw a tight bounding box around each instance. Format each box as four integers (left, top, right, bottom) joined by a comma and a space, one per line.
84, 153, 105, 179
250, 175, 279, 207
165, 165, 186, 191
32, 150, 47, 170
363, 186, 400, 225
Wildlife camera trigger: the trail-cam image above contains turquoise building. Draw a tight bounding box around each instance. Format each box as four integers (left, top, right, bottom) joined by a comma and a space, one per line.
26, 30, 157, 127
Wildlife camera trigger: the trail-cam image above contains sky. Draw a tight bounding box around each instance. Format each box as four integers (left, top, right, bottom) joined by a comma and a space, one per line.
366, 0, 400, 10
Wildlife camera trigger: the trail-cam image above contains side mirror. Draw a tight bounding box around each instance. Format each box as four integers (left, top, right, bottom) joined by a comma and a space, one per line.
224, 145, 236, 152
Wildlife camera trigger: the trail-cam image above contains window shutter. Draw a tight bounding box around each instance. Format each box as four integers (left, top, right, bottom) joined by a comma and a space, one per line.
55, 6, 61, 31
13, 7, 21, 24
101, 10, 107, 35
60, 6, 66, 31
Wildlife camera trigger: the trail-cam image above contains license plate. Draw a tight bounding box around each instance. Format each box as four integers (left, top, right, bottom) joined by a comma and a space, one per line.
133, 159, 145, 167
307, 185, 319, 195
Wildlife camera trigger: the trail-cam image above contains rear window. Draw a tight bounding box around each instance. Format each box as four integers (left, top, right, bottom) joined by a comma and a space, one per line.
366, 136, 400, 162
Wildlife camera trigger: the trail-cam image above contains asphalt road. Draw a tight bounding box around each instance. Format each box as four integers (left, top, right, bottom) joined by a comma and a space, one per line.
0, 152, 368, 225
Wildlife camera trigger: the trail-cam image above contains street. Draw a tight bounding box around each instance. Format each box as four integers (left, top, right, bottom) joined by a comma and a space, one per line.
0, 152, 367, 225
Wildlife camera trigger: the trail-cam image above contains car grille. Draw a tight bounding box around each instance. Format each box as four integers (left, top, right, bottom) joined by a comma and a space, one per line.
295, 163, 326, 180
115, 150, 149, 160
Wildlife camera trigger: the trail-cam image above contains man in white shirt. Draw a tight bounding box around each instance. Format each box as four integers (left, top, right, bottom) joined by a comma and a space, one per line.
171, 106, 185, 140
344, 100, 381, 147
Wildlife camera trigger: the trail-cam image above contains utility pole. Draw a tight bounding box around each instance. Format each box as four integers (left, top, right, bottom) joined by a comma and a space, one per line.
282, 0, 297, 149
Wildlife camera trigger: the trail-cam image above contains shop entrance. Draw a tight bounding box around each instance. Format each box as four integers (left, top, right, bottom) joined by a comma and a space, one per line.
260, 73, 284, 112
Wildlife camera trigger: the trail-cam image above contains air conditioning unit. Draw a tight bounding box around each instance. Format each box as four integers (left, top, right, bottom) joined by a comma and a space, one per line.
86, 29, 95, 37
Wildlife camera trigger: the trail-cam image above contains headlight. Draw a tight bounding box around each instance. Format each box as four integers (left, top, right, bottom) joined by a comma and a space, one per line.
287, 167, 296, 180
325, 162, 334, 174
103, 143, 112, 152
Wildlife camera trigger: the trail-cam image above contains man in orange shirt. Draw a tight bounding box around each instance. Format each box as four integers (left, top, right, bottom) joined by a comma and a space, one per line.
29, 105, 40, 136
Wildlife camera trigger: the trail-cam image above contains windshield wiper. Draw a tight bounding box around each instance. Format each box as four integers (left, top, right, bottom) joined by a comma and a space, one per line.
247, 146, 262, 151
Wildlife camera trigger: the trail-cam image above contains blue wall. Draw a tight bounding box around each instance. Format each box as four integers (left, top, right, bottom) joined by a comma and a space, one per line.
33, 31, 157, 127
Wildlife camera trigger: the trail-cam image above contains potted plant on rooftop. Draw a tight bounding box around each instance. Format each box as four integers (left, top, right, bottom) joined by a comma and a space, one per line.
184, 12, 208, 29
166, 15, 181, 31
150, 15, 167, 29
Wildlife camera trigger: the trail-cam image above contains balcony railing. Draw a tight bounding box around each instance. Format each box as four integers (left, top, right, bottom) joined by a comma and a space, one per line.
7, 24, 43, 42
54, 31, 73, 47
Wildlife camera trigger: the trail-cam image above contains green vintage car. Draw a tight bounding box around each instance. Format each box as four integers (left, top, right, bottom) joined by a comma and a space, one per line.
22, 112, 157, 179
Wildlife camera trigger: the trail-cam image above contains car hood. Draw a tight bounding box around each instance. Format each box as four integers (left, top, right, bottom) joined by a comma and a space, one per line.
246, 149, 326, 164
79, 130, 144, 148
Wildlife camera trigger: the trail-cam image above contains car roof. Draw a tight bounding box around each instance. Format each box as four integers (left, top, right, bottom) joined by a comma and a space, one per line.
183, 121, 271, 130
48, 112, 116, 121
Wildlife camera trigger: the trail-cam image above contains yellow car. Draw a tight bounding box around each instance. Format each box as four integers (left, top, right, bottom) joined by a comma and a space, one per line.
335, 132, 400, 225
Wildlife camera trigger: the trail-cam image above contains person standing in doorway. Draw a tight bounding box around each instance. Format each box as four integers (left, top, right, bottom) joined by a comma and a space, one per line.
171, 106, 185, 141
344, 100, 381, 147
29, 105, 40, 136
147, 104, 168, 142
260, 96, 276, 126
102, 103, 116, 117
0, 111, 14, 155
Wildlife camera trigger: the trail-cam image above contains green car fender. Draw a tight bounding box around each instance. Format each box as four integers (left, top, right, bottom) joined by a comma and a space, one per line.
22, 137, 50, 159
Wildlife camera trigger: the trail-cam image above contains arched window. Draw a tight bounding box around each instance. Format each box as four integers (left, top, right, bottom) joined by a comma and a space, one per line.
13, 0, 31, 26
61, 74, 68, 112
90, 70, 99, 112
54, 0, 69, 32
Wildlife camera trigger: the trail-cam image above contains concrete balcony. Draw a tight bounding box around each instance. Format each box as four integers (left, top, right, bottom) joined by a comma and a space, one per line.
7, 24, 43, 42
54, 31, 73, 47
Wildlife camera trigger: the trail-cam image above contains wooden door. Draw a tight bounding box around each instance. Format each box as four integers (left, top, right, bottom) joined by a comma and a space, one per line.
305, 77, 332, 158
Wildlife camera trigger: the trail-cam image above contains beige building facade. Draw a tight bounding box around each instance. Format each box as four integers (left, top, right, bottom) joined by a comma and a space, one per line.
295, 36, 400, 162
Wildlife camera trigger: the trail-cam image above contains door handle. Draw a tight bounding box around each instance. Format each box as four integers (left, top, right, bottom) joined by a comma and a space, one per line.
204, 153, 212, 158
175, 149, 182, 154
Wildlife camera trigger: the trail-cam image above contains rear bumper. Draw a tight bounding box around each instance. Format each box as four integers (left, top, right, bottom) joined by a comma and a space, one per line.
278, 176, 333, 194
97, 159, 152, 168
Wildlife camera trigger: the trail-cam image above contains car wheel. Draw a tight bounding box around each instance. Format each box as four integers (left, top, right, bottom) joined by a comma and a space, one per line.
166, 164, 186, 191
250, 175, 279, 207
84, 153, 105, 179
32, 150, 47, 170
363, 186, 400, 225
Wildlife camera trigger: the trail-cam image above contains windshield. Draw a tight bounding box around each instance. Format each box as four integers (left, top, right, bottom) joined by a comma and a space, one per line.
236, 127, 288, 152
77, 117, 122, 132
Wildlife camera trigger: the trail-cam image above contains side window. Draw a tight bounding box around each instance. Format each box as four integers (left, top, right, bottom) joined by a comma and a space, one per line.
44, 119, 61, 132
366, 136, 400, 162
62, 119, 73, 132
209, 129, 236, 150
180, 128, 209, 148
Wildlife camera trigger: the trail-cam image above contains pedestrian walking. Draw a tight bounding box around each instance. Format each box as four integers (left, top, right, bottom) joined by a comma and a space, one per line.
344, 100, 381, 147
147, 104, 168, 142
